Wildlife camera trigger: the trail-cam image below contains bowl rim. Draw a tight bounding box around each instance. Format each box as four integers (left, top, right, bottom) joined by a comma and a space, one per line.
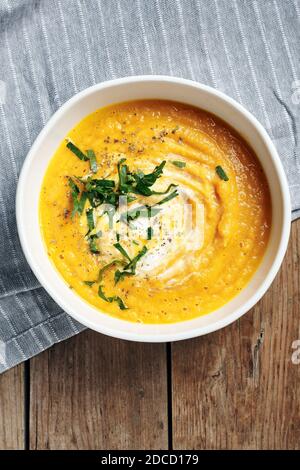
16, 75, 291, 342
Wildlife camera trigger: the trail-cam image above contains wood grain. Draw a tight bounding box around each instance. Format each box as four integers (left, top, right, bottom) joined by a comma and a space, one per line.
29, 330, 168, 449
0, 364, 24, 449
172, 219, 300, 450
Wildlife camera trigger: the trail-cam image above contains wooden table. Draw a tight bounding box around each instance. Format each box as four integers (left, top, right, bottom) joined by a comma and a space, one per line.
1, 220, 299, 450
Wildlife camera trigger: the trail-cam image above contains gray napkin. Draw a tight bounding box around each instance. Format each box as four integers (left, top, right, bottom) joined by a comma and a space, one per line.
0, 0, 299, 373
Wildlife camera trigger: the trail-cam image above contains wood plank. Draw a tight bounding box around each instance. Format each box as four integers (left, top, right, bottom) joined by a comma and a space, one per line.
172, 219, 300, 450
0, 364, 25, 449
30, 330, 168, 449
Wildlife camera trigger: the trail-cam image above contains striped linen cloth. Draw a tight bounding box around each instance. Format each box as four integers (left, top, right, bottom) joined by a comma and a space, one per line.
0, 0, 299, 372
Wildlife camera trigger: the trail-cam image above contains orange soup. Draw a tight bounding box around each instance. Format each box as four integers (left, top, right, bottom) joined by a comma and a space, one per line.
39, 100, 271, 323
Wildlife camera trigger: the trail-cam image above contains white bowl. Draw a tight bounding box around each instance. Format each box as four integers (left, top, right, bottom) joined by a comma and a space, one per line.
16, 76, 291, 342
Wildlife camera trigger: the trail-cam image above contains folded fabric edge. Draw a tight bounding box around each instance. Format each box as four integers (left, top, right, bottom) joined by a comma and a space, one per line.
0, 307, 85, 374
0, 319, 86, 374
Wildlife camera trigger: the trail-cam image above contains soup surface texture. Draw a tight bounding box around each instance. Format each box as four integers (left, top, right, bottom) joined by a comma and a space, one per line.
40, 100, 271, 323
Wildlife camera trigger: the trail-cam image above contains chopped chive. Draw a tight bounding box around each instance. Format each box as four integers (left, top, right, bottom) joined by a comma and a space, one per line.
77, 192, 87, 215
172, 160, 186, 168
113, 242, 132, 262
85, 179, 115, 190
89, 236, 100, 254
67, 157, 181, 295
133, 182, 177, 196
87, 149, 98, 173
114, 246, 148, 284
68, 177, 80, 195
98, 285, 109, 302
114, 269, 134, 284
157, 190, 179, 205
215, 165, 229, 181
147, 226, 153, 240
114, 296, 128, 310
68, 178, 87, 217
98, 285, 128, 310
86, 208, 95, 232
140, 161, 166, 186
66, 141, 88, 161
145, 183, 178, 195
83, 280, 95, 287
120, 205, 161, 225
124, 246, 148, 272
98, 260, 124, 281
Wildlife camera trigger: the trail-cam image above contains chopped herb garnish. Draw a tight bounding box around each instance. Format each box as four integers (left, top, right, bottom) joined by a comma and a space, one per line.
150, 183, 178, 195
135, 181, 178, 196
113, 242, 132, 262
89, 235, 100, 254
68, 178, 87, 218
77, 192, 88, 215
68, 177, 80, 196
118, 158, 134, 194
157, 190, 179, 205
116, 158, 174, 197
133, 161, 166, 194
83, 280, 95, 287
216, 165, 229, 181
114, 269, 134, 284
172, 160, 186, 168
86, 149, 98, 173
98, 285, 128, 310
120, 205, 161, 225
66, 141, 88, 161
147, 226, 153, 240
87, 230, 102, 254
70, 157, 179, 221
67, 156, 179, 300
86, 179, 115, 190
86, 208, 95, 232
98, 260, 124, 281
125, 245, 147, 272
114, 246, 148, 284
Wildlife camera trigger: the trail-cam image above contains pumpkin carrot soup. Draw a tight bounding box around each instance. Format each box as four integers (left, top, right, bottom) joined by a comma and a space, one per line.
39, 100, 271, 323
